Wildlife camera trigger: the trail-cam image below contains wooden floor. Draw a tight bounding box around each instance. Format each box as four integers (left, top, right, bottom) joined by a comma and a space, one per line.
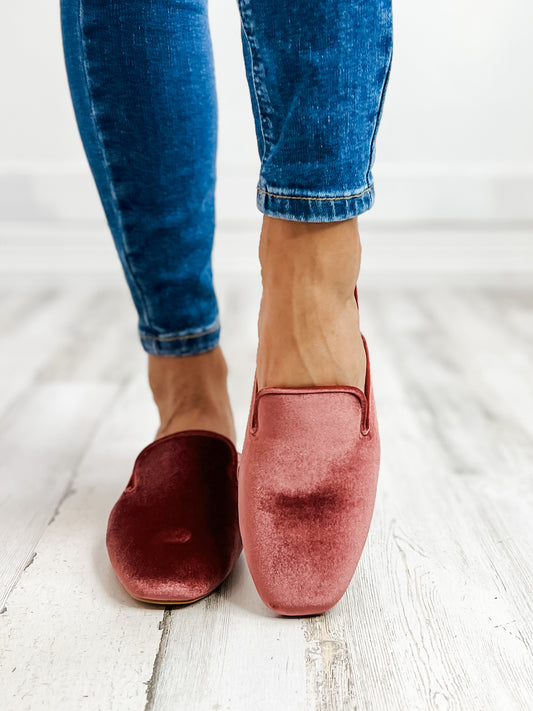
1, 274, 533, 710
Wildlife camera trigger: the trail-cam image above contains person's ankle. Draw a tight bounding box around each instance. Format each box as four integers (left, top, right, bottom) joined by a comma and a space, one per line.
258, 215, 361, 302
256, 216, 366, 391
147, 346, 236, 443
148, 346, 228, 405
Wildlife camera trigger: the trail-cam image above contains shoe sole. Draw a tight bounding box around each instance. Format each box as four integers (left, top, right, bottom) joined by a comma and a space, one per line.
127, 590, 211, 606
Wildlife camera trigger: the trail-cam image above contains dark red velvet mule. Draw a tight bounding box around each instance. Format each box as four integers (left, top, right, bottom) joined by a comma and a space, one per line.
106, 430, 242, 605
238, 287, 380, 616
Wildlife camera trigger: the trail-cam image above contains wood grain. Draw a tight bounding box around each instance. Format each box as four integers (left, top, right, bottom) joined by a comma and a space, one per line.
0, 282, 532, 710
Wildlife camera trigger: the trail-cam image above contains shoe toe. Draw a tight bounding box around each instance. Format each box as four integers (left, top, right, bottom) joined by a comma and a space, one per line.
242, 486, 368, 615
239, 387, 380, 616
106, 431, 242, 604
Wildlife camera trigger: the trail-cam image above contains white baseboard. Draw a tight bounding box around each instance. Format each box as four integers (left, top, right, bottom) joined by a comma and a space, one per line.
1, 162, 533, 224
0, 220, 532, 287
1, 162, 532, 286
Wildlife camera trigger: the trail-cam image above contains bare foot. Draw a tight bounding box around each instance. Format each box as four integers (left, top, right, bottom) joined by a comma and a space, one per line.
148, 345, 236, 443
256, 215, 366, 392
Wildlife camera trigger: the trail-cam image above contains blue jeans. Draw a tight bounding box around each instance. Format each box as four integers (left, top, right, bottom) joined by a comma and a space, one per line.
60, 0, 393, 356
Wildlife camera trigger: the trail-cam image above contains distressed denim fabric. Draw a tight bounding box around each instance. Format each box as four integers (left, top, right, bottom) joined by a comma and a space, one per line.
60, 0, 393, 356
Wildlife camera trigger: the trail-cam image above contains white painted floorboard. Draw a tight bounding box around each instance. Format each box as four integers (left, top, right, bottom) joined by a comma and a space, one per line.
0, 277, 532, 710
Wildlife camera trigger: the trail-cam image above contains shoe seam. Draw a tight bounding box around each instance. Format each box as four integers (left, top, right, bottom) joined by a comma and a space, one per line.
251, 389, 369, 437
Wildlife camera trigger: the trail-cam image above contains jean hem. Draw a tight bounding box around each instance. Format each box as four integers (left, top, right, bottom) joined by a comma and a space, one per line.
139, 321, 220, 356
256, 184, 375, 222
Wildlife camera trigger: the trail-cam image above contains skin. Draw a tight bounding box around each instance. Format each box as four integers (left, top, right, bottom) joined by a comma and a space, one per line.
149, 215, 366, 443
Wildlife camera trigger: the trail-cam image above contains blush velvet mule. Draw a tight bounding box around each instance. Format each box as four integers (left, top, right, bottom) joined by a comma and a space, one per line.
106, 430, 242, 604
238, 287, 380, 616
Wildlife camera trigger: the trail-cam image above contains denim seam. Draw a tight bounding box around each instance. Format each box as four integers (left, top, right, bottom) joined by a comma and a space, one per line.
77, 0, 153, 330
240, 22, 266, 163
365, 41, 394, 186
257, 185, 374, 201
139, 318, 220, 342
237, 0, 273, 163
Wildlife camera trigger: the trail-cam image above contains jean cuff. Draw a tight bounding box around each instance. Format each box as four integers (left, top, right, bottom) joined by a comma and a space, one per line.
139, 317, 220, 356
256, 183, 375, 222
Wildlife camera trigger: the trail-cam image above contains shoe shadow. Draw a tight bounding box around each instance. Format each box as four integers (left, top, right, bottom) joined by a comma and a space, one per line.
90, 480, 152, 610
221, 552, 281, 619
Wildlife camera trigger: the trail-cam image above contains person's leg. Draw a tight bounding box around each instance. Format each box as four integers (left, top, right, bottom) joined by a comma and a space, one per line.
59, 0, 235, 441
236, 0, 393, 389
236, 0, 393, 616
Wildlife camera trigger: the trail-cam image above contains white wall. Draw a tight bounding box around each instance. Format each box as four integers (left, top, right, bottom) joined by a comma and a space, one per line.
1, 0, 532, 223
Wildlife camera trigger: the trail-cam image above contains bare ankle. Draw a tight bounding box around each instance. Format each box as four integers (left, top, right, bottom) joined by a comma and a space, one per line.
147, 346, 236, 442
148, 346, 227, 397
259, 215, 361, 301
255, 216, 366, 390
